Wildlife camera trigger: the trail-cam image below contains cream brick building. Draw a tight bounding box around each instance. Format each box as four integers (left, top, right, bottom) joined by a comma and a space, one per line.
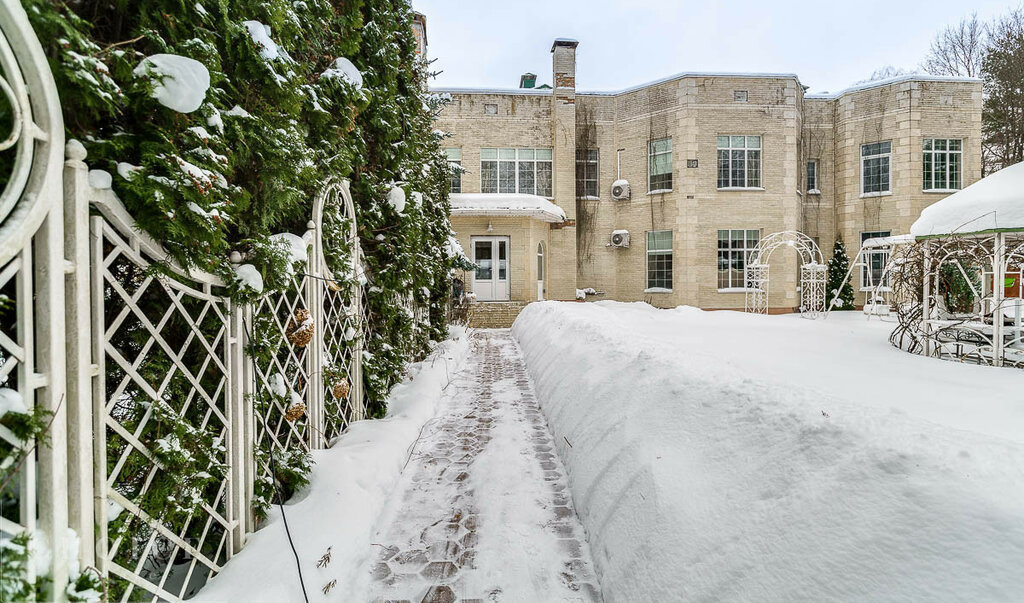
437, 38, 983, 312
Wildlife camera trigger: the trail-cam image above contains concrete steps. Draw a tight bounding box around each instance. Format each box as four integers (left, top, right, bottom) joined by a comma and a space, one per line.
468, 301, 530, 329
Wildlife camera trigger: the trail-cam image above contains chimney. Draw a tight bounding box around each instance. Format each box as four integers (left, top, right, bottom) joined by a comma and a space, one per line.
547, 38, 579, 300
519, 72, 537, 89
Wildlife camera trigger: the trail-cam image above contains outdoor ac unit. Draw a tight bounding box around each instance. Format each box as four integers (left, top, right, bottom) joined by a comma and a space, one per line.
611, 179, 631, 200
610, 230, 630, 248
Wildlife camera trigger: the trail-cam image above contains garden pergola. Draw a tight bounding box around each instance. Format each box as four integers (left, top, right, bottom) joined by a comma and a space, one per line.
890, 162, 1024, 368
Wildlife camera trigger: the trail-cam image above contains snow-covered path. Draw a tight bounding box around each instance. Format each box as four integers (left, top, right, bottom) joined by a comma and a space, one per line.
356, 330, 601, 602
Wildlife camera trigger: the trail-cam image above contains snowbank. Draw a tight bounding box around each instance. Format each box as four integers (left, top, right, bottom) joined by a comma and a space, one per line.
911, 161, 1024, 236
195, 328, 470, 603
513, 301, 1024, 602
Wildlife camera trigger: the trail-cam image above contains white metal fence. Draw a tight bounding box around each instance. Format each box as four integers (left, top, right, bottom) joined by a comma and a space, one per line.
0, 4, 372, 600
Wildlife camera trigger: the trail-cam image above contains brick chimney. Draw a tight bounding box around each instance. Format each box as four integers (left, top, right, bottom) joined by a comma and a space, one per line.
548, 38, 579, 299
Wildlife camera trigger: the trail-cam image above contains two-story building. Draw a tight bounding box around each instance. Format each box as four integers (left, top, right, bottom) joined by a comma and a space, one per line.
435, 38, 983, 317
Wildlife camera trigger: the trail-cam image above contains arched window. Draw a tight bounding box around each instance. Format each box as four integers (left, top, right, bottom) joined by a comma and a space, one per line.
537, 243, 545, 280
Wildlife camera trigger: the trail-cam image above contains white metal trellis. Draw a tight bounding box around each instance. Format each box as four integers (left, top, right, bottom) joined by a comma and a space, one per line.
0, 2, 70, 598
744, 231, 826, 317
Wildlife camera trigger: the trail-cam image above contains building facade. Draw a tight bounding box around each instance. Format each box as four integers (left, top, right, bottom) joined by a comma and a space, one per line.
436, 39, 983, 312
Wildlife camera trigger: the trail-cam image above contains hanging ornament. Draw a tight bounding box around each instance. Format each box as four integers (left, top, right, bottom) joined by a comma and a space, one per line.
284, 401, 306, 422
286, 308, 315, 347
332, 377, 350, 399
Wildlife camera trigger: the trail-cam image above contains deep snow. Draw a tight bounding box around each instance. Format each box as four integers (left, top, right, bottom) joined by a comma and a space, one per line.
513, 301, 1024, 602
195, 328, 469, 602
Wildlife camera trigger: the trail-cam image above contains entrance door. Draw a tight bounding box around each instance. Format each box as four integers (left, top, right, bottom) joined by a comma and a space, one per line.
472, 236, 510, 301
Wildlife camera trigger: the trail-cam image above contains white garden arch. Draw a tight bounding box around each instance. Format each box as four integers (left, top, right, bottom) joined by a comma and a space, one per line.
744, 230, 827, 317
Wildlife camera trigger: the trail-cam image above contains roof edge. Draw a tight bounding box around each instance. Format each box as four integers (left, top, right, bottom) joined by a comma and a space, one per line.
806, 74, 982, 100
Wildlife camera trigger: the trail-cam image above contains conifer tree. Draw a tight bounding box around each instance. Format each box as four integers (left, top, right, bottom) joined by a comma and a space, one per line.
827, 238, 856, 310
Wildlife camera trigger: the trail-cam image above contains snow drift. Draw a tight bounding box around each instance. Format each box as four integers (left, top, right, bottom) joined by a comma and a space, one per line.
195, 328, 470, 603
513, 301, 1024, 602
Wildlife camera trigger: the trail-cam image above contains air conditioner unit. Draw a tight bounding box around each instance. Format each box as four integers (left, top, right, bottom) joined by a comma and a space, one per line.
611, 179, 631, 200
610, 230, 630, 248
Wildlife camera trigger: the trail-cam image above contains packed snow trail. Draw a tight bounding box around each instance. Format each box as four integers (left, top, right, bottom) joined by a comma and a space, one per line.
356, 330, 601, 602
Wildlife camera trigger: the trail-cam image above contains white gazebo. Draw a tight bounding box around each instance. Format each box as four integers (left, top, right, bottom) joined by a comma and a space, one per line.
891, 162, 1024, 368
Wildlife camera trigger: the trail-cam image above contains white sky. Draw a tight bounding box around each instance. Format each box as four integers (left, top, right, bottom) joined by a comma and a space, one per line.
414, 0, 1012, 94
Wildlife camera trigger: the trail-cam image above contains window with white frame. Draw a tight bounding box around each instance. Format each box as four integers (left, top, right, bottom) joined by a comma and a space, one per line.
861, 230, 891, 290
576, 149, 599, 198
646, 230, 673, 290
717, 229, 760, 290
445, 148, 462, 193
861, 141, 891, 194
807, 160, 819, 193
480, 148, 553, 196
923, 138, 962, 191
648, 138, 673, 192
717, 135, 761, 188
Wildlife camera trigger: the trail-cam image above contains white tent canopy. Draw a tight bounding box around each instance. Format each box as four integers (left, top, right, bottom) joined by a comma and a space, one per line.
449, 193, 566, 223
911, 162, 1024, 237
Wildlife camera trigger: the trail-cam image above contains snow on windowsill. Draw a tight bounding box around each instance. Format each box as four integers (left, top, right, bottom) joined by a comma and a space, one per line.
579, 195, 601, 201
718, 187, 766, 192
647, 189, 672, 196
807, 189, 821, 195
860, 286, 893, 292
923, 189, 960, 194
717, 287, 759, 293
644, 287, 673, 294
860, 191, 892, 198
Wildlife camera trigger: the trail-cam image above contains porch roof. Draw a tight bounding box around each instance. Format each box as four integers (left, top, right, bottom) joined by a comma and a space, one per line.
911, 162, 1024, 238
449, 193, 567, 223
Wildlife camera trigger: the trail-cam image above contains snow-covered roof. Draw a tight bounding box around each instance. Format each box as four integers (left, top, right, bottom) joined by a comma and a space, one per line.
862, 234, 915, 249
911, 162, 1024, 238
805, 74, 981, 100
449, 193, 566, 223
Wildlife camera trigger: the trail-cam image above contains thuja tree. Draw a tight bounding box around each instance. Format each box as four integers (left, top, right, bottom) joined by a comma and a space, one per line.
826, 238, 856, 310
22, 0, 456, 595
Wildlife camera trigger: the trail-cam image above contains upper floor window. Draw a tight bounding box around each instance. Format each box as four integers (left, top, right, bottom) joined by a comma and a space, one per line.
576, 149, 599, 198
646, 230, 673, 290
445, 148, 462, 194
717, 135, 761, 189
807, 160, 819, 193
861, 141, 891, 194
717, 229, 760, 290
648, 138, 673, 192
923, 138, 962, 191
480, 148, 553, 197
733, 90, 748, 103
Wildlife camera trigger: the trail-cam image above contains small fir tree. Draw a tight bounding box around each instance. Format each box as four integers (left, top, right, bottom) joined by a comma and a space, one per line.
826, 238, 856, 310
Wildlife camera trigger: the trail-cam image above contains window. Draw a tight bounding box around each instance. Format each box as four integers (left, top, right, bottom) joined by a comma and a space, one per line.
861, 231, 891, 290
537, 243, 544, 280
806, 160, 819, 193
445, 148, 462, 193
861, 141, 891, 194
717, 229, 760, 290
484, 103, 498, 115
576, 149, 599, 198
480, 148, 553, 196
717, 135, 761, 188
734, 90, 748, 103
923, 138, 962, 191
648, 138, 673, 192
646, 230, 673, 290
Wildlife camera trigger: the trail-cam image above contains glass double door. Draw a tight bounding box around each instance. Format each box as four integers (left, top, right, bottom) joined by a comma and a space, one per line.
472, 236, 510, 301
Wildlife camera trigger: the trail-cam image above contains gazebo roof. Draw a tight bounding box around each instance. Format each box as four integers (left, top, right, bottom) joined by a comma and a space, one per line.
911, 162, 1024, 238
449, 193, 566, 223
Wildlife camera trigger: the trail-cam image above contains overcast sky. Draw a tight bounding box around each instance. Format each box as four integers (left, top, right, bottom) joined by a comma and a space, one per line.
414, 0, 1013, 94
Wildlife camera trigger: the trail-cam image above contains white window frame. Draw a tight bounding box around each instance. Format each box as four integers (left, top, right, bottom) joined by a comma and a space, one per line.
806, 159, 819, 194
648, 138, 673, 193
923, 138, 963, 192
445, 148, 462, 194
717, 135, 762, 189
576, 148, 599, 199
860, 141, 892, 196
717, 229, 760, 291
480, 148, 553, 197
646, 230, 673, 292
860, 230, 892, 291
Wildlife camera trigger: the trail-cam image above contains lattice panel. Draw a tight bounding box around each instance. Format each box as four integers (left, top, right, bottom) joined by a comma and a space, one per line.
249, 273, 313, 480
320, 283, 363, 443
800, 264, 827, 318
0, 251, 37, 576
94, 218, 233, 602
744, 264, 769, 314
